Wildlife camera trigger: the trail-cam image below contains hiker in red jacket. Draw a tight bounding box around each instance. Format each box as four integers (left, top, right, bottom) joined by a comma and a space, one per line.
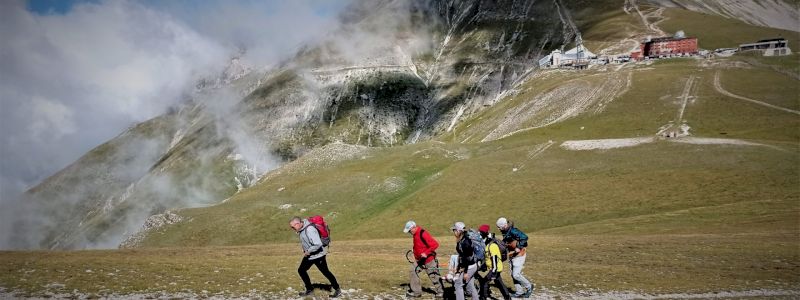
404, 220, 444, 298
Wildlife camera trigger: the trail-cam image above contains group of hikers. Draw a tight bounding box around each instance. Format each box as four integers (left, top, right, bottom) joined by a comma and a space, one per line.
404, 218, 532, 300
289, 215, 532, 299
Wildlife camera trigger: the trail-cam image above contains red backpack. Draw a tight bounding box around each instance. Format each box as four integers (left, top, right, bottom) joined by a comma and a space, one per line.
308, 215, 330, 246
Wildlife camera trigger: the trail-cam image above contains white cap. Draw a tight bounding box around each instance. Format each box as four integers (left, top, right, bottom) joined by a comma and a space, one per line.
496, 217, 508, 228
451, 221, 466, 232
403, 220, 416, 233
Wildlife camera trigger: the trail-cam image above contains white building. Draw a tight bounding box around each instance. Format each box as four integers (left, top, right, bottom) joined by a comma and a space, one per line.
539, 46, 597, 68
739, 38, 792, 56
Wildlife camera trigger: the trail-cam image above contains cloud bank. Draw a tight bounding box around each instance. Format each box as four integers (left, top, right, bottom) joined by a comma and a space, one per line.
0, 0, 348, 248
0, 0, 346, 201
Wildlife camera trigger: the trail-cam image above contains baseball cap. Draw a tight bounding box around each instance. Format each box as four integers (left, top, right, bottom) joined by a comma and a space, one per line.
403, 220, 416, 233
496, 217, 508, 228
478, 224, 490, 233
451, 221, 466, 232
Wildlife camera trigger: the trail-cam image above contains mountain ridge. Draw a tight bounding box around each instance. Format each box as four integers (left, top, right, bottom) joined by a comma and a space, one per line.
7, 0, 799, 250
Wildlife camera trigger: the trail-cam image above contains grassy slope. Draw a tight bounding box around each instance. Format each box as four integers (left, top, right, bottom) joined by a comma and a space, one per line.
2, 5, 800, 298
659, 8, 800, 50
575, 1, 646, 53
102, 57, 797, 295
2, 233, 796, 297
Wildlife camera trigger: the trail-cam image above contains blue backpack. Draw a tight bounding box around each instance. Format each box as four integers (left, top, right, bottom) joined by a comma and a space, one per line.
466, 229, 486, 264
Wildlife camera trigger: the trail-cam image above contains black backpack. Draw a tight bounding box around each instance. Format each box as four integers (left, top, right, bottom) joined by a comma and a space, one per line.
489, 234, 508, 261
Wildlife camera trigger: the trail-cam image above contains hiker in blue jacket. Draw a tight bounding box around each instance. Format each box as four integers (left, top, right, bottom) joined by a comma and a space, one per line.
290, 216, 341, 298
497, 217, 533, 298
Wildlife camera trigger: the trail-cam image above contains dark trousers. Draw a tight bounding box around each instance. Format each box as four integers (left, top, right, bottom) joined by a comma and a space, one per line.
298, 255, 339, 291
479, 271, 511, 300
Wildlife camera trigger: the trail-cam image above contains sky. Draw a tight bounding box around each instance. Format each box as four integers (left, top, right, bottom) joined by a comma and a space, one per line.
0, 0, 351, 204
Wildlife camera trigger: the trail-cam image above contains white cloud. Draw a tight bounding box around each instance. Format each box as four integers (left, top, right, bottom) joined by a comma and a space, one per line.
28, 96, 77, 142
0, 0, 349, 248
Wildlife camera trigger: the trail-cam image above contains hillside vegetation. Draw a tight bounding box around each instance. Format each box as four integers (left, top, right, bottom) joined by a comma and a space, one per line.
2, 0, 798, 298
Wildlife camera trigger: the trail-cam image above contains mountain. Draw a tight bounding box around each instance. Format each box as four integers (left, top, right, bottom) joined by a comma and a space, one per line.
8, 0, 799, 250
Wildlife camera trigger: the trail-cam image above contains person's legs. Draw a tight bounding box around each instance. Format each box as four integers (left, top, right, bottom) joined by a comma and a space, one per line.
409, 263, 422, 295
424, 259, 444, 296
510, 255, 532, 295
493, 273, 511, 300
454, 264, 478, 300
454, 272, 465, 300
312, 256, 340, 290
478, 272, 491, 300
297, 256, 314, 292
464, 264, 479, 300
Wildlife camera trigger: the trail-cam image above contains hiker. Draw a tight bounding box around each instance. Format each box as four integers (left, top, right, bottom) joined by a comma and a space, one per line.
289, 216, 341, 298
404, 220, 444, 298
452, 222, 479, 300
478, 224, 511, 300
496, 217, 533, 298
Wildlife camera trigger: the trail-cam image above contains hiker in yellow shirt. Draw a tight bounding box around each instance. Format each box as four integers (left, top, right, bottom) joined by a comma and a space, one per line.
478, 224, 511, 300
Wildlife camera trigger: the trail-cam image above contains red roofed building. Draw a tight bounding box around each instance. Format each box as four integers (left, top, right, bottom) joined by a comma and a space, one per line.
632, 36, 698, 60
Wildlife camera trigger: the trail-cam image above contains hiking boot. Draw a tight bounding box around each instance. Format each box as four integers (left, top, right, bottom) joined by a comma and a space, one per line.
523, 288, 532, 298
330, 288, 342, 298
434, 293, 444, 299
405, 291, 422, 297
298, 290, 313, 297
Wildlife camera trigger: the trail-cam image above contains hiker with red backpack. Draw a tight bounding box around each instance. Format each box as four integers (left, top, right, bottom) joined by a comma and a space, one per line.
404, 220, 445, 298
478, 224, 511, 300
289, 216, 341, 298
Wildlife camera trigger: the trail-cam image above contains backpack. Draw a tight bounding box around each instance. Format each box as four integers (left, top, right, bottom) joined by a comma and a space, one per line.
417, 229, 437, 258
308, 215, 330, 246
418, 229, 432, 248
466, 229, 485, 264
489, 234, 508, 262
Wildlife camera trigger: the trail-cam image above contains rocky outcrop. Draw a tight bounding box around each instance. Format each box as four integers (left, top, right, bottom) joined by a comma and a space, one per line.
119, 211, 184, 249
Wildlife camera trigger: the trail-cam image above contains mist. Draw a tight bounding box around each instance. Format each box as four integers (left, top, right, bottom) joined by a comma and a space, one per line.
0, 0, 350, 249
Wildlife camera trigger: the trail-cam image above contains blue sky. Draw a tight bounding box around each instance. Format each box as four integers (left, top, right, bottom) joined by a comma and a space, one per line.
27, 0, 347, 17
27, 0, 95, 14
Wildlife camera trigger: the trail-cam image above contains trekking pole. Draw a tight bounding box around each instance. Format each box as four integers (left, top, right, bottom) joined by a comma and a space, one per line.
406, 250, 449, 272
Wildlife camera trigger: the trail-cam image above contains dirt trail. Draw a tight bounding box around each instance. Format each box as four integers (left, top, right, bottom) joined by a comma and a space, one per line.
627, 0, 667, 36
713, 70, 800, 115
482, 73, 629, 142
5, 288, 798, 300
676, 75, 696, 122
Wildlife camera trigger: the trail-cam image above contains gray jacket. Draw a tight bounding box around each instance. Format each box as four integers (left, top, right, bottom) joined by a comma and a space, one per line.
298, 219, 328, 260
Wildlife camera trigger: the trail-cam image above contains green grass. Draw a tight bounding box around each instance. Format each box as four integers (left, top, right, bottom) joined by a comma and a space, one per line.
94, 53, 798, 296
4, 5, 800, 297
736, 54, 800, 78
690, 68, 800, 142
2, 233, 797, 297
718, 67, 800, 111
659, 8, 800, 50
579, 5, 646, 52
8, 57, 796, 297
